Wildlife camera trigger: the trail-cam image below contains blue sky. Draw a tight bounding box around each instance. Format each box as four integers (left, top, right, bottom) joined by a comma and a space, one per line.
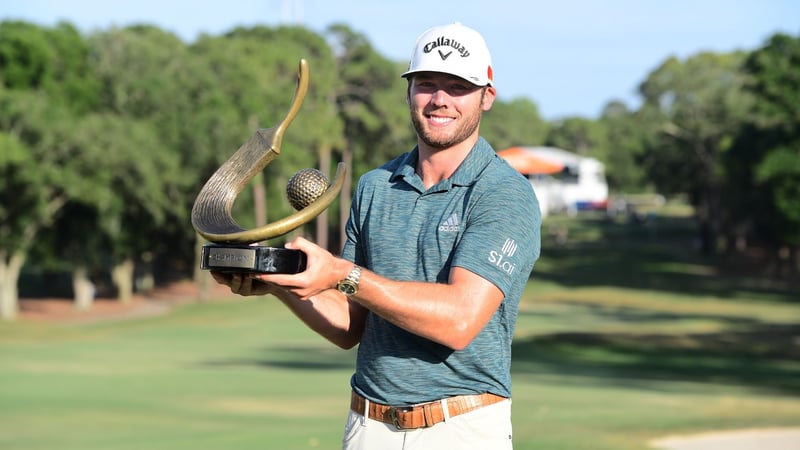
3, 0, 798, 119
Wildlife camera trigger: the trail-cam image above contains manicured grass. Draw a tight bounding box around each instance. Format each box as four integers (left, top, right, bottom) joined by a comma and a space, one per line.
1, 299, 355, 450
2, 210, 798, 449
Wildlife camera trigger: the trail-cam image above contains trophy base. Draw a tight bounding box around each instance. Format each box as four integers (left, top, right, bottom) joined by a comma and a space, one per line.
201, 244, 306, 274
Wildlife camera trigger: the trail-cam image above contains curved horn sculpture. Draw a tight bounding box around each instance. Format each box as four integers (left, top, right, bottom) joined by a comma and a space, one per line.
191, 59, 345, 245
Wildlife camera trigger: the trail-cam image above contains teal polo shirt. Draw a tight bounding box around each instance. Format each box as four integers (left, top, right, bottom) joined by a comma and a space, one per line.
342, 137, 541, 405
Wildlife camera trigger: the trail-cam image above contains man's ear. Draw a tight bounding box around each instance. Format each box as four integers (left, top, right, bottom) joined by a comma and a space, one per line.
481, 86, 497, 111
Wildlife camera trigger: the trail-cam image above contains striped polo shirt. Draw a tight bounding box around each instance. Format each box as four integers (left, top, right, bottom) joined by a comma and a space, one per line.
342, 137, 541, 406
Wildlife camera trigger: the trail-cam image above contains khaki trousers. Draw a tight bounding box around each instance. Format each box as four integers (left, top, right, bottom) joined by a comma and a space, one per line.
342, 398, 513, 450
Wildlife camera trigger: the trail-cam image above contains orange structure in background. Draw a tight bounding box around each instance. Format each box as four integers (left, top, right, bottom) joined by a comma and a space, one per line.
496, 147, 564, 175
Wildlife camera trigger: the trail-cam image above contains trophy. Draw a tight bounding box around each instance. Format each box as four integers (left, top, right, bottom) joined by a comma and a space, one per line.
191, 59, 345, 274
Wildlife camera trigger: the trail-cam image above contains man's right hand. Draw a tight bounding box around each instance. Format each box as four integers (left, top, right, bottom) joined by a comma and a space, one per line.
211, 271, 277, 297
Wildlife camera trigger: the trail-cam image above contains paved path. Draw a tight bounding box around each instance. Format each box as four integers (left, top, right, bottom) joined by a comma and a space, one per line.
650, 428, 800, 450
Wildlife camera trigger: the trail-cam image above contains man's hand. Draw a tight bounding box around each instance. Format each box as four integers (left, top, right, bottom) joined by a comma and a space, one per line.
211, 271, 277, 297
211, 244, 367, 350
257, 237, 349, 300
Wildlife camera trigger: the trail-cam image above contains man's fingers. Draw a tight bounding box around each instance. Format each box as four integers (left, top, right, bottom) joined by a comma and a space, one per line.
210, 271, 230, 284
210, 271, 276, 297
231, 274, 252, 294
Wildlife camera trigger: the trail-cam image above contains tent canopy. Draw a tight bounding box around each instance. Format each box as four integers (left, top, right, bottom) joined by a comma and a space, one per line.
497, 147, 564, 175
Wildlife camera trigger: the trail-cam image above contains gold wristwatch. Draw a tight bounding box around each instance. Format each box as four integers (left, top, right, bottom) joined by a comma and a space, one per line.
337, 265, 362, 296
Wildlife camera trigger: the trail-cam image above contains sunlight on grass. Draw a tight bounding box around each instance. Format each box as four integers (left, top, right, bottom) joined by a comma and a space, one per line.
2, 212, 799, 450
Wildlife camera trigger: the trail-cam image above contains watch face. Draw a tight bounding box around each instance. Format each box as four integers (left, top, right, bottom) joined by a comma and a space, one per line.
338, 282, 357, 296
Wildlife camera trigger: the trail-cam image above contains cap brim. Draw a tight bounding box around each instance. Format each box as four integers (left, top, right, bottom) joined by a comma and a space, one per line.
400, 69, 490, 87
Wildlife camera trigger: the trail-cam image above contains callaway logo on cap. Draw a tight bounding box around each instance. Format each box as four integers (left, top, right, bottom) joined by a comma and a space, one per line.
402, 22, 494, 87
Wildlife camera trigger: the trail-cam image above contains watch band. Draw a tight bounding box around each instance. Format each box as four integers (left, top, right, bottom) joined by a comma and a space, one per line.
337, 265, 362, 296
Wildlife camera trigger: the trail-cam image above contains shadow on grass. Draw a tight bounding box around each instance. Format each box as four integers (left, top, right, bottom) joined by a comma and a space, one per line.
512, 323, 800, 395
536, 214, 798, 303
198, 345, 356, 371
525, 298, 767, 325
523, 213, 800, 394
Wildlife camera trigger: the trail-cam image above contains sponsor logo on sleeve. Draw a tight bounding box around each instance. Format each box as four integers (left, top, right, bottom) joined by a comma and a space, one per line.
488, 238, 518, 275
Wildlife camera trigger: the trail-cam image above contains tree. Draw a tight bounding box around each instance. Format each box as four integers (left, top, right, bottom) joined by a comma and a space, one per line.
482, 97, 548, 151
0, 21, 101, 318
732, 33, 800, 273
545, 116, 608, 159
86, 25, 201, 298
0, 21, 100, 112
0, 124, 66, 319
638, 52, 753, 254
325, 24, 413, 246
62, 113, 181, 303
599, 100, 650, 192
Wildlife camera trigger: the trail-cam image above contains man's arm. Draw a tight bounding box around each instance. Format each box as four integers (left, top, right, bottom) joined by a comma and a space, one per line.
211, 272, 368, 349
354, 265, 503, 350
258, 237, 504, 351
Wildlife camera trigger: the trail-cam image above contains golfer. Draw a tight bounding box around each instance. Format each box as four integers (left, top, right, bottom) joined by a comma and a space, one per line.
213, 22, 541, 450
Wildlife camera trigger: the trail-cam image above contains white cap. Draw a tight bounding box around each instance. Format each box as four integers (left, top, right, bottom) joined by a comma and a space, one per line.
402, 22, 494, 87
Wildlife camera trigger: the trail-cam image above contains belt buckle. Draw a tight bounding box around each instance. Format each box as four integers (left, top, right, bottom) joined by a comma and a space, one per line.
388, 406, 409, 430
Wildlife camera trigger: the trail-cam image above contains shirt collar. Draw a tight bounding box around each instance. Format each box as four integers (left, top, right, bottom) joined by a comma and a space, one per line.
390, 137, 495, 189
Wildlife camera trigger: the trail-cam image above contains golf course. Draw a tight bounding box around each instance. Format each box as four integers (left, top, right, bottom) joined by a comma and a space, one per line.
2, 208, 798, 449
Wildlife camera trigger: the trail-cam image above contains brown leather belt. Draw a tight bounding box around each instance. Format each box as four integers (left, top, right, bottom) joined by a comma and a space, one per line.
350, 391, 507, 430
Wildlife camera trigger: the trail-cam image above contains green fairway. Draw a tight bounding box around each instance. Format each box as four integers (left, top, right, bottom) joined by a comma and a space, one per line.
2, 212, 798, 449
0, 299, 355, 450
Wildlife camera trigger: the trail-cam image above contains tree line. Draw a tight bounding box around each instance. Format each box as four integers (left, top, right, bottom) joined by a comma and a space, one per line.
1, 21, 798, 319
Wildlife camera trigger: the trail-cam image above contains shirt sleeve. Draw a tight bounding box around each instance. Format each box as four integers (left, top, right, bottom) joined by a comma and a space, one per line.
451, 173, 541, 296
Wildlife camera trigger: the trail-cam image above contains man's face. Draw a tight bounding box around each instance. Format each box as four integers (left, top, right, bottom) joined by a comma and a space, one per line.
407, 72, 496, 150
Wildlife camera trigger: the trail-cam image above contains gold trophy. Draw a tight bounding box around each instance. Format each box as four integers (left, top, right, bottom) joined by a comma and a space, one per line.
191, 59, 345, 273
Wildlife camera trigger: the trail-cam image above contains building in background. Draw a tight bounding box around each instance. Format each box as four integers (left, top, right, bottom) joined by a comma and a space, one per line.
498, 146, 609, 218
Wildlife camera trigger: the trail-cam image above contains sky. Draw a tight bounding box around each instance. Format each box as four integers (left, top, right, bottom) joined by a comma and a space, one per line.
2, 0, 799, 119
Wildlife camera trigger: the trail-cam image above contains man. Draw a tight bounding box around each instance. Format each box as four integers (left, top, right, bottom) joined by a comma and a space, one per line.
213, 22, 541, 449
